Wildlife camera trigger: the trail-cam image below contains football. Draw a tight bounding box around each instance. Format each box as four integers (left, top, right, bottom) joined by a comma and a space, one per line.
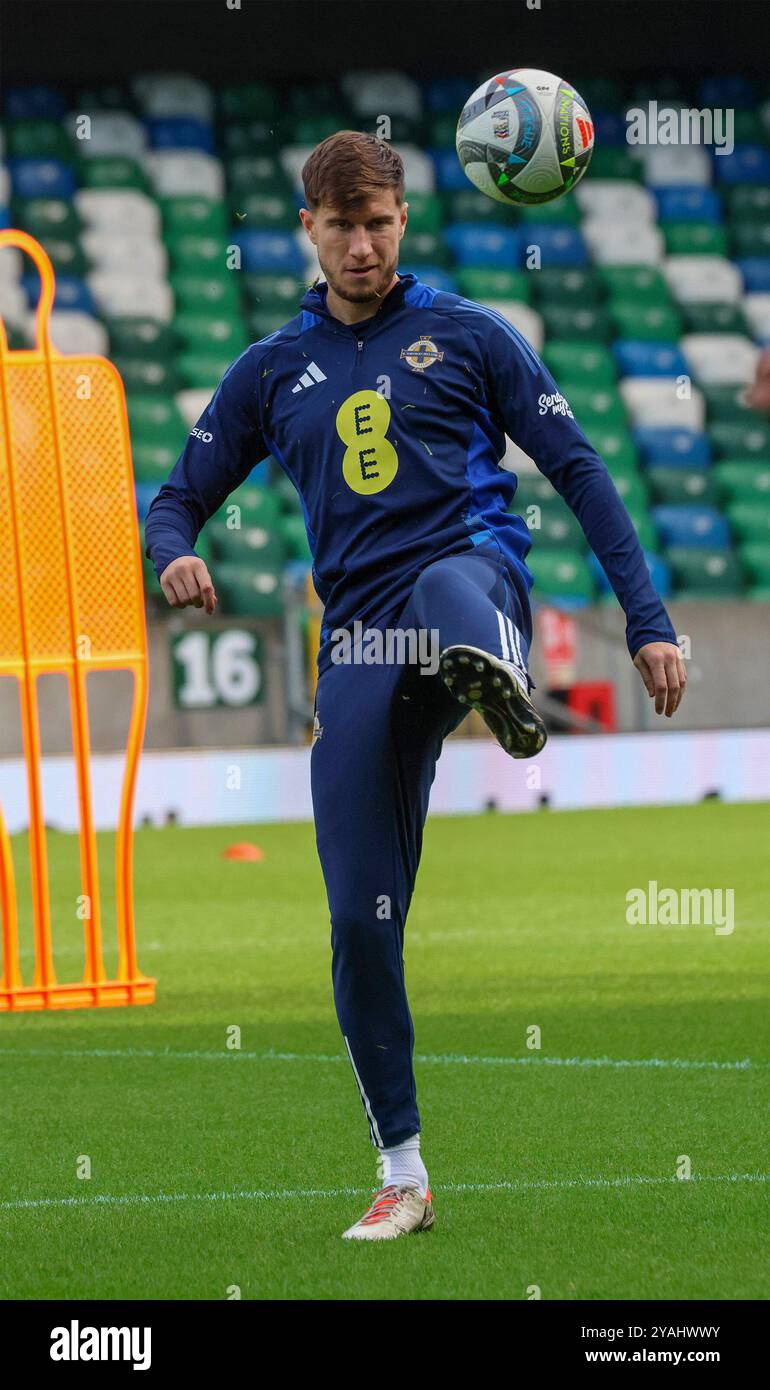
456, 67, 595, 206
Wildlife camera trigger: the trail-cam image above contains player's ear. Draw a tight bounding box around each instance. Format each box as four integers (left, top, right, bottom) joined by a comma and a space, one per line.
299, 208, 316, 243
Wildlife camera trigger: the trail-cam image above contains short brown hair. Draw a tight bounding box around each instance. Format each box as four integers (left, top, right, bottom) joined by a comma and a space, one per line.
301, 131, 405, 213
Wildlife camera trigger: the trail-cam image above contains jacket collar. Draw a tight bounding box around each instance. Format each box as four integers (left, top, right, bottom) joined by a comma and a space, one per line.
300, 272, 418, 327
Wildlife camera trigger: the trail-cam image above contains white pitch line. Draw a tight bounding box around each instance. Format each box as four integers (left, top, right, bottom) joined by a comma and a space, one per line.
1, 1172, 767, 1214
0, 1047, 766, 1071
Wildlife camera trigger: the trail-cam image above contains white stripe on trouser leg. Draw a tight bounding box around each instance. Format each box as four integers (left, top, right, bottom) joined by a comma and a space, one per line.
496, 609, 510, 662
506, 614, 524, 670
344, 1035, 383, 1147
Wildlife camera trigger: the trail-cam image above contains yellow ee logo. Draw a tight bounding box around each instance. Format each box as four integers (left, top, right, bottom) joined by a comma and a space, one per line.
336, 390, 398, 495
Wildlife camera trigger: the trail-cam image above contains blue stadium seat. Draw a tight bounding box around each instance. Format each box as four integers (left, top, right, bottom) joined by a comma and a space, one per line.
398, 265, 457, 291
8, 157, 76, 199
430, 149, 470, 191
591, 112, 627, 147
146, 117, 215, 153
523, 225, 587, 267
613, 341, 689, 377
713, 146, 770, 185
736, 258, 770, 294
699, 75, 756, 109
424, 77, 475, 111
134, 482, 163, 521
443, 224, 520, 268
5, 85, 67, 120
590, 550, 672, 598
652, 187, 721, 222
633, 427, 711, 468
232, 230, 305, 274
22, 273, 94, 315
652, 505, 730, 549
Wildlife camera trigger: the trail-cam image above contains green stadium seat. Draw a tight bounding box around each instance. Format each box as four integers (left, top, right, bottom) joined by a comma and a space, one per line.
725, 500, 770, 544
563, 384, 628, 431
127, 395, 187, 445
174, 312, 247, 355
424, 113, 460, 147
455, 268, 530, 301
510, 473, 557, 510
739, 542, 770, 588
114, 356, 179, 395
219, 84, 278, 120
538, 302, 612, 342
230, 191, 297, 229
161, 197, 227, 236
666, 546, 744, 597
79, 156, 149, 191
712, 460, 770, 503
247, 310, 292, 339
222, 121, 276, 156
206, 518, 285, 566
647, 466, 717, 506
702, 385, 758, 424
7, 119, 73, 160
292, 115, 351, 145
730, 223, 770, 257
404, 231, 451, 267
441, 189, 510, 225
171, 271, 240, 313
708, 420, 770, 458
586, 148, 643, 181
518, 197, 579, 225
167, 234, 228, 271
726, 185, 770, 220
533, 508, 585, 550
132, 441, 179, 483
281, 514, 313, 562
585, 426, 640, 474
526, 549, 594, 603
681, 302, 749, 335
542, 342, 616, 389
38, 237, 88, 276
241, 274, 306, 313
14, 197, 81, 239
662, 222, 728, 257
609, 299, 683, 341
223, 483, 281, 527
597, 265, 672, 303
108, 318, 177, 358
532, 267, 602, 303
227, 155, 292, 197
177, 352, 239, 390
401, 192, 442, 234
625, 509, 659, 551
610, 472, 650, 510
271, 470, 300, 512
216, 562, 283, 618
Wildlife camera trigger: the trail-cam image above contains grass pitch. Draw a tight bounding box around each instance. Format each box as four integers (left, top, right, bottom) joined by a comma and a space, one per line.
1, 800, 768, 1300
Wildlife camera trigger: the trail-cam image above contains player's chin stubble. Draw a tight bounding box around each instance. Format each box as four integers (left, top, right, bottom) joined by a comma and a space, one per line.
323, 257, 398, 305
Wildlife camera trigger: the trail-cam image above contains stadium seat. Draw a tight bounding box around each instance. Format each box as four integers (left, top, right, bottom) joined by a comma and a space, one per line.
647, 466, 716, 506
526, 549, 594, 606
455, 268, 530, 301
613, 341, 689, 377
665, 546, 744, 597
712, 461, 770, 504
620, 379, 705, 431
652, 505, 730, 549
663, 255, 742, 304
633, 426, 711, 468
681, 333, 758, 385
215, 562, 283, 617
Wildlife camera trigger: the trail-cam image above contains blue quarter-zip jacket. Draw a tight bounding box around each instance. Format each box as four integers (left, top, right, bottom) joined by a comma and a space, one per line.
145, 272, 677, 672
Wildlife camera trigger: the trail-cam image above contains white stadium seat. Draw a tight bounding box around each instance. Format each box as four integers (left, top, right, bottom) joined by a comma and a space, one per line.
69, 111, 147, 160
681, 333, 759, 385
640, 146, 712, 187
132, 73, 214, 121
39, 310, 109, 356
663, 255, 743, 305
575, 179, 657, 223
582, 219, 664, 265
620, 377, 706, 431
175, 389, 214, 428
144, 151, 224, 199
81, 229, 168, 277
341, 71, 422, 120
0, 279, 27, 326
87, 272, 174, 322
482, 300, 545, 353
392, 144, 436, 193
75, 189, 162, 236
742, 294, 770, 341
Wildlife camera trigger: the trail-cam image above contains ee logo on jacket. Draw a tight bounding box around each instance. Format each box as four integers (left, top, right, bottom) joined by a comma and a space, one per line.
336, 389, 399, 496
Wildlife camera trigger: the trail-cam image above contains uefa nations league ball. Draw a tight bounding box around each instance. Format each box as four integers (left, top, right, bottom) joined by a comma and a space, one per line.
456, 68, 595, 206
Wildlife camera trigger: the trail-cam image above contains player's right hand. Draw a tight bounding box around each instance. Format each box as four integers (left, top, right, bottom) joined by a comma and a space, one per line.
159, 556, 217, 614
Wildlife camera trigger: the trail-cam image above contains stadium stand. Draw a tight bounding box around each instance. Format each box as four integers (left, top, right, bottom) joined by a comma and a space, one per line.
2, 70, 770, 618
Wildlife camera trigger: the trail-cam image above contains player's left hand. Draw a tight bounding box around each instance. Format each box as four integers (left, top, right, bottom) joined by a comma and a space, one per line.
633, 641, 687, 718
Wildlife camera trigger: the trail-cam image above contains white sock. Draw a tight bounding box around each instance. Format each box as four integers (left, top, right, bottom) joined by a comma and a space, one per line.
377, 1134, 429, 1198
501, 655, 530, 697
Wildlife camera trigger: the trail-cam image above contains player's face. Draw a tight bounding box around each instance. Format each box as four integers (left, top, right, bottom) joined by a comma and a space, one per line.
301, 192, 407, 305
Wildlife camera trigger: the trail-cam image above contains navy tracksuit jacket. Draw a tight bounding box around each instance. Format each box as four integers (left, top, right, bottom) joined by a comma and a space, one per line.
145, 271, 677, 1148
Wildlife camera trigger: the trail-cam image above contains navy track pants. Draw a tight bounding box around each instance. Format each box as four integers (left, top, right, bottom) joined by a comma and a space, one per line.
310, 543, 533, 1147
